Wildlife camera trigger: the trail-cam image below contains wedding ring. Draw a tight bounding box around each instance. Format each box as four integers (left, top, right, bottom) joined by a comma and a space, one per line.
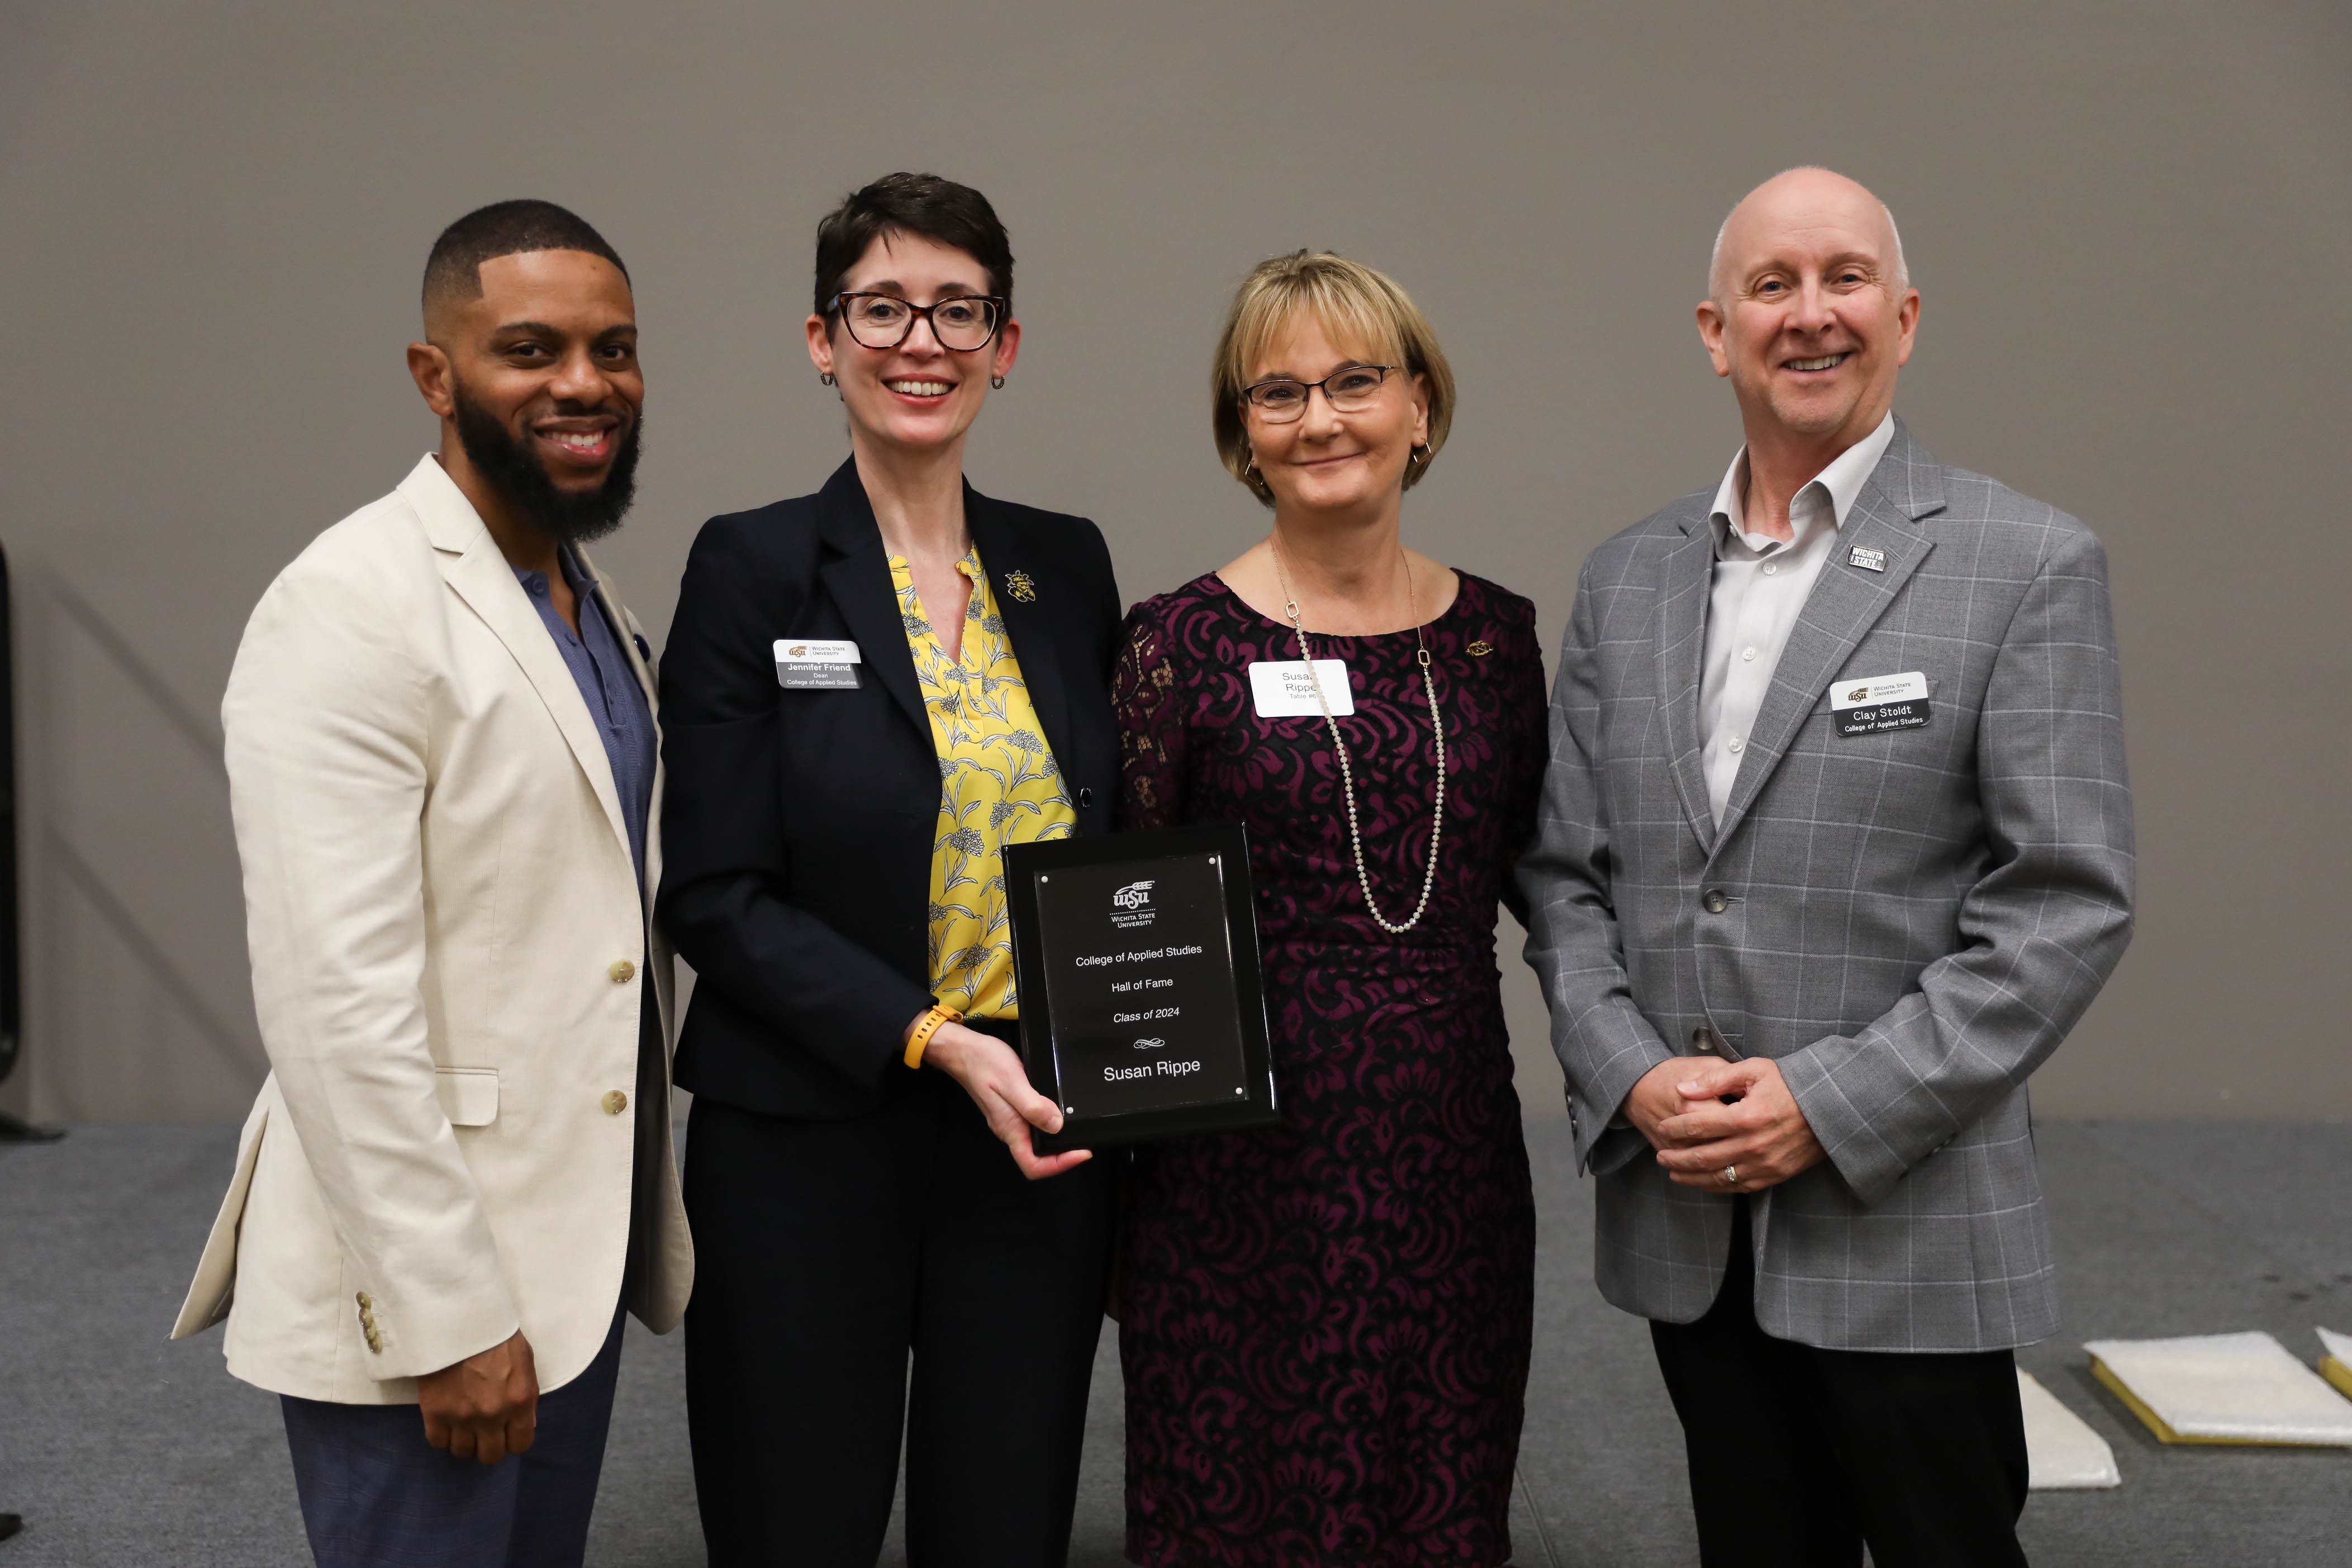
1722, 1165, 1740, 1186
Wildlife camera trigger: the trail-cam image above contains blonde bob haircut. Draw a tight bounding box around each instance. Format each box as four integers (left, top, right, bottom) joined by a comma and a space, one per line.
1211, 250, 1456, 508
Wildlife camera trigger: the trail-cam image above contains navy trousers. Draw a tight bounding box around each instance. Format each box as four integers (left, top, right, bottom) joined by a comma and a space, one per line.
279, 1305, 626, 1568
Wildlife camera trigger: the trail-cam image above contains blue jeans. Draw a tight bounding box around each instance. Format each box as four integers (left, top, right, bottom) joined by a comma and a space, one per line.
279, 1306, 626, 1568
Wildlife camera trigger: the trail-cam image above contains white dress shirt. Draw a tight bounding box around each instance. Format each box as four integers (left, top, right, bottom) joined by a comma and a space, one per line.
1698, 412, 1897, 826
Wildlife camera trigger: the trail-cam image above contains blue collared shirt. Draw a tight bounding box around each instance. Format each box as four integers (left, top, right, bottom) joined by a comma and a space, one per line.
514, 545, 656, 884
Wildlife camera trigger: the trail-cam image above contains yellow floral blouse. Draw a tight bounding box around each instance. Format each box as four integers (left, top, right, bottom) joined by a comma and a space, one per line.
891, 547, 1075, 1019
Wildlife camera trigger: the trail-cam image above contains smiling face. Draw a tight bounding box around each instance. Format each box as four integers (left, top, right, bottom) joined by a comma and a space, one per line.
1698, 168, 1918, 450
806, 230, 1019, 460
415, 248, 642, 523
1242, 310, 1429, 522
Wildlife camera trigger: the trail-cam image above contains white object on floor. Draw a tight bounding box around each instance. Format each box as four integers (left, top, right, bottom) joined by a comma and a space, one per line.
2316, 1327, 2352, 1400
2084, 1331, 2352, 1446
2018, 1370, 2121, 1489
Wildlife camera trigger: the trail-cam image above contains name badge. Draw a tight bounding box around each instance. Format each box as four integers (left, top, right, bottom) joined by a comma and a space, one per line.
1247, 659, 1355, 718
1831, 671, 1930, 736
774, 638, 861, 690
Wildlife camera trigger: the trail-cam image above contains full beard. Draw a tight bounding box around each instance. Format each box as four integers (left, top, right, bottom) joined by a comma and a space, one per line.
452, 383, 642, 547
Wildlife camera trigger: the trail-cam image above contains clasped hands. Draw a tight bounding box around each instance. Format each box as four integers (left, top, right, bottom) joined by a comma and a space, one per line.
1623, 1053, 1826, 1192
913, 1015, 1093, 1182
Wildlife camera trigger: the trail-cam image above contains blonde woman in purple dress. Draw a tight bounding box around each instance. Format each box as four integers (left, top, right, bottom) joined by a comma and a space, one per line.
1113, 251, 1546, 1567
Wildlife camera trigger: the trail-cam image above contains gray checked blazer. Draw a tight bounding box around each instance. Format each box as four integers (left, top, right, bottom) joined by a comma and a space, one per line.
1518, 417, 2134, 1353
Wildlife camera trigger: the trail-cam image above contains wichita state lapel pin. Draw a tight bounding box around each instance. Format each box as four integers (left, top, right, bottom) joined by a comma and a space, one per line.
1003, 569, 1038, 603
1847, 544, 1887, 573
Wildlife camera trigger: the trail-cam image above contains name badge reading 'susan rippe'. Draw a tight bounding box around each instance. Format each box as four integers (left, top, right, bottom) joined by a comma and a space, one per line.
1831, 671, 1930, 737
1248, 659, 1356, 718
774, 638, 862, 690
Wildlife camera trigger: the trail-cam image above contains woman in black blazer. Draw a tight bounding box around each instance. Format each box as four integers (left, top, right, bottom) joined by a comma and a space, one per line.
657, 174, 1122, 1567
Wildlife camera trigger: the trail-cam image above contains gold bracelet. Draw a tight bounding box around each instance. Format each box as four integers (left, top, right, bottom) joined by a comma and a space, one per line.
903, 1004, 963, 1070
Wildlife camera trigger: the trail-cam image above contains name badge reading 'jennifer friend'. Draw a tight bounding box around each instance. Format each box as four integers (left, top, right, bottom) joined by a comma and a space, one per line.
774, 639, 862, 690
1831, 671, 1930, 736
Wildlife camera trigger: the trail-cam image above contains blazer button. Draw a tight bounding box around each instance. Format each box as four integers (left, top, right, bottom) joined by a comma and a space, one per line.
609, 959, 637, 984
602, 1090, 630, 1116
1702, 888, 1729, 915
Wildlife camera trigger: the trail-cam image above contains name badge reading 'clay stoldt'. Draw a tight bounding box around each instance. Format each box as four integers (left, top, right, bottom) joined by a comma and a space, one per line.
1006, 824, 1280, 1153
1831, 670, 1931, 737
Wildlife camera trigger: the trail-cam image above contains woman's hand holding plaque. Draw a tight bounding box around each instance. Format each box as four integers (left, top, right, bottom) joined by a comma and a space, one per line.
916, 1018, 1095, 1181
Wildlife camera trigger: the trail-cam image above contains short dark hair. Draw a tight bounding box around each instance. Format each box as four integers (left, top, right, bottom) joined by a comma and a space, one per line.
422, 199, 629, 318
812, 173, 1013, 322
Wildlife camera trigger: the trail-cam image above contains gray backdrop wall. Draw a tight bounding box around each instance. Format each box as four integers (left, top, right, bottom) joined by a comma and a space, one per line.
2, 0, 2345, 1124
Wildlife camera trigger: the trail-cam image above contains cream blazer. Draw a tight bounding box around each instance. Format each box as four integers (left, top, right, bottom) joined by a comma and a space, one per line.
170, 455, 692, 1404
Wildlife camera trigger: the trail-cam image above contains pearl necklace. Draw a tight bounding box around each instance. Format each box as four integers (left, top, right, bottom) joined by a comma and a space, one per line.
1271, 540, 1447, 935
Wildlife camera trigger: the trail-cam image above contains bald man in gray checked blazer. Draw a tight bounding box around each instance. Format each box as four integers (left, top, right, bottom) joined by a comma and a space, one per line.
1520, 168, 2134, 1567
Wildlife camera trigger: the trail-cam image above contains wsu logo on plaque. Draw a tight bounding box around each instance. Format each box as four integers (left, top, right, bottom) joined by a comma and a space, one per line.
1110, 878, 1157, 930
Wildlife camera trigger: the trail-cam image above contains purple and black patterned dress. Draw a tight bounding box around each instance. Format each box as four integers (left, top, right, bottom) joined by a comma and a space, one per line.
1112, 571, 1547, 1568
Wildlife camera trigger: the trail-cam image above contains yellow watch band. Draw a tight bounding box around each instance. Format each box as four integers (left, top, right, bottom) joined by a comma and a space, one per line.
904, 1004, 963, 1070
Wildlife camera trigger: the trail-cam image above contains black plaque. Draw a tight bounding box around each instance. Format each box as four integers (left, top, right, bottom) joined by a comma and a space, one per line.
1006, 824, 1278, 1152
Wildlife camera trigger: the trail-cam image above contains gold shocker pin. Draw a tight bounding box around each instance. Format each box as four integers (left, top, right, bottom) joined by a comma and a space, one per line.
1466, 640, 1493, 657
1002, 569, 1037, 603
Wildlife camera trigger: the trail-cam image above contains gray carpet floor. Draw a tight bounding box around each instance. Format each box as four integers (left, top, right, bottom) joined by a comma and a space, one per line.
3, 1119, 2348, 1565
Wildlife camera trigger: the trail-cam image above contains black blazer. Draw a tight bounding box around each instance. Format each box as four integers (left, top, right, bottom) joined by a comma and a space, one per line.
657, 458, 1123, 1119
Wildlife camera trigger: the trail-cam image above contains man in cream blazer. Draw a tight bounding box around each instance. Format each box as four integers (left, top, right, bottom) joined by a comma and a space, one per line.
173, 201, 690, 1567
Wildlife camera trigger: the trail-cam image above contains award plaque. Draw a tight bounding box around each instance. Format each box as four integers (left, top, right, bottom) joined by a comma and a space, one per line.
1006, 824, 1279, 1152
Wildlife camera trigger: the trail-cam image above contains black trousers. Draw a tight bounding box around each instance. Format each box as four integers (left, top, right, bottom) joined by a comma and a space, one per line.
1649, 1199, 2031, 1568
682, 1058, 1119, 1568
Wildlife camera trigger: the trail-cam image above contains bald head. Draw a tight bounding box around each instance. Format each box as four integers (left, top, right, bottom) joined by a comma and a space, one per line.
1693, 165, 1919, 460
1709, 168, 1907, 305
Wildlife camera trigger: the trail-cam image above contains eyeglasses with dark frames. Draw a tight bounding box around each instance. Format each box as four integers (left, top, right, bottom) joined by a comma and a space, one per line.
1238, 364, 1400, 424
830, 292, 1008, 352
